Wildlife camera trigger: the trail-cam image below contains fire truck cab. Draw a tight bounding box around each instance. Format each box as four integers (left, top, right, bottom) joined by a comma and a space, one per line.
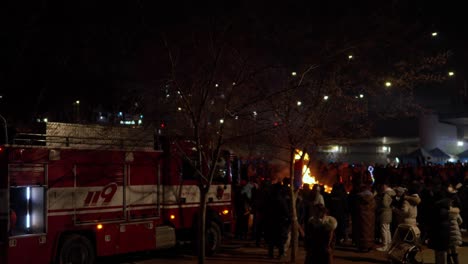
0, 122, 233, 264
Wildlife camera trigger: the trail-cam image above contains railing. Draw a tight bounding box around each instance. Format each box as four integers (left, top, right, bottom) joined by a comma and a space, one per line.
12, 133, 156, 150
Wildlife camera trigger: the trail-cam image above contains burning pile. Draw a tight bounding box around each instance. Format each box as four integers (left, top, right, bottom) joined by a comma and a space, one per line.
294, 150, 332, 193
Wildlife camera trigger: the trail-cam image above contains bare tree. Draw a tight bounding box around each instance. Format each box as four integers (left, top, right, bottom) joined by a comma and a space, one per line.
149, 17, 270, 263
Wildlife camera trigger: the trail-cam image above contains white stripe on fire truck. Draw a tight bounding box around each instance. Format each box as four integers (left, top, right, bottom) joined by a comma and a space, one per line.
47, 202, 230, 216
48, 208, 123, 216
9, 166, 45, 172
48, 205, 158, 216
48, 184, 230, 211
161, 202, 231, 209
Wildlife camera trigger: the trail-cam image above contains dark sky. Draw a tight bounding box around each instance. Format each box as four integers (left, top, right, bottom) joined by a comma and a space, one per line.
2, 0, 468, 124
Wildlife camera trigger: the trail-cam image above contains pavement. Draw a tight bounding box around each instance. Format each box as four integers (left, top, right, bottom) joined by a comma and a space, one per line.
99, 234, 468, 264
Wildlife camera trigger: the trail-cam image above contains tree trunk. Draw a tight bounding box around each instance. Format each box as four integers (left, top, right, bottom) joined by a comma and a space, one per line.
198, 188, 208, 264
289, 147, 299, 263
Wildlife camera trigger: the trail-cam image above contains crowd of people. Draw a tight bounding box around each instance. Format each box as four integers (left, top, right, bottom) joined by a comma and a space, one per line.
233, 162, 468, 264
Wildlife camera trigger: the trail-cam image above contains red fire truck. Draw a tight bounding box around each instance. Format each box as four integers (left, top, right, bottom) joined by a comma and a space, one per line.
0, 122, 234, 264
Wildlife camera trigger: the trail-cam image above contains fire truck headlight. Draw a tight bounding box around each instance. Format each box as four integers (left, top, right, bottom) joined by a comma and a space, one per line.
222, 209, 229, 215
170, 214, 175, 220
97, 224, 103, 230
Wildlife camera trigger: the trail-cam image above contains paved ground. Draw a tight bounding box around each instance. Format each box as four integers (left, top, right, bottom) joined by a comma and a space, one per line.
100, 235, 468, 264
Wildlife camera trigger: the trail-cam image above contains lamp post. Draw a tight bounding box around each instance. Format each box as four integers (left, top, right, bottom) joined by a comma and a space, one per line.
0, 114, 7, 144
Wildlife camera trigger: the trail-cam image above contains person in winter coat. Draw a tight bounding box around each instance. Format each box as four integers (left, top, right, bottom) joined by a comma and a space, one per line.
458, 176, 468, 231
309, 184, 325, 211
376, 184, 396, 251
263, 182, 291, 258
391, 186, 407, 232
393, 191, 421, 227
328, 183, 349, 244
304, 204, 337, 264
448, 198, 463, 264
401, 193, 421, 227
354, 184, 376, 252
427, 187, 451, 264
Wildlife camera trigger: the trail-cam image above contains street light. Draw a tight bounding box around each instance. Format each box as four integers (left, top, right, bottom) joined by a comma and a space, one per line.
448, 71, 455, 76
291, 72, 297, 76
297, 101, 302, 106
431, 32, 438, 37
348, 55, 353, 60
323, 95, 329, 101
385, 82, 392, 87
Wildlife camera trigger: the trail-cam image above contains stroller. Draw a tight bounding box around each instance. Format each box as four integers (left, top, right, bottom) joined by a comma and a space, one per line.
387, 224, 423, 264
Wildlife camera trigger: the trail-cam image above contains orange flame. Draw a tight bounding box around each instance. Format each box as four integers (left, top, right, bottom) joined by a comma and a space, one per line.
295, 149, 332, 193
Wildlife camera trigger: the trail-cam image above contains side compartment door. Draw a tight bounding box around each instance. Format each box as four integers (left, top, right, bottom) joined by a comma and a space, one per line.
117, 164, 159, 253
126, 164, 159, 219
74, 164, 124, 223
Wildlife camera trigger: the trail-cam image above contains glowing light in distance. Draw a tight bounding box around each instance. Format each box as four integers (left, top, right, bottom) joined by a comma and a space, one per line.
75, 100, 80, 104
43, 118, 48, 122
348, 55, 353, 59
170, 214, 176, 220
222, 209, 229, 215
97, 224, 103, 230
368, 166, 375, 185
432, 32, 438, 37
449, 71, 455, 76
385, 82, 392, 87
177, 107, 182, 111
359, 94, 364, 98
297, 101, 302, 106
458, 141, 464, 147
219, 119, 224, 124
291, 72, 297, 76
323, 95, 329, 101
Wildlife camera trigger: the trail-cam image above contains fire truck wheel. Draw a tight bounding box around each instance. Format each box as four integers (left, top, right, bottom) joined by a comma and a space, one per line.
58, 234, 95, 264
205, 222, 222, 256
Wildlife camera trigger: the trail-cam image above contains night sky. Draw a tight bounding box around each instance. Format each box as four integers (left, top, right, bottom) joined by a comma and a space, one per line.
2, 1, 468, 126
